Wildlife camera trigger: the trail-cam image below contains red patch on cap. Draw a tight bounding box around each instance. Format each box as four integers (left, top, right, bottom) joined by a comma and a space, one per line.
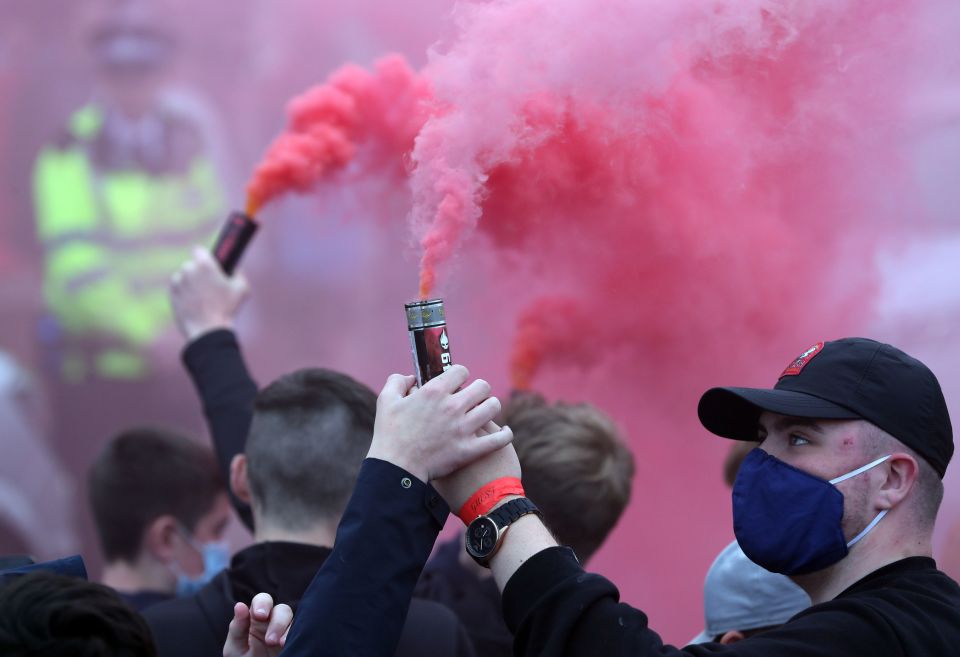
780, 342, 825, 378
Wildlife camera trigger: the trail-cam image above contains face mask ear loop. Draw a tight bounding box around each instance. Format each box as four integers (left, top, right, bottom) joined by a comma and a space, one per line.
829, 454, 892, 485
847, 509, 888, 548
829, 454, 893, 550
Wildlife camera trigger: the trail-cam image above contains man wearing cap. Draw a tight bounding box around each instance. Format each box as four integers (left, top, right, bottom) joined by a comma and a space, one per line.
443, 337, 959, 656
263, 339, 959, 656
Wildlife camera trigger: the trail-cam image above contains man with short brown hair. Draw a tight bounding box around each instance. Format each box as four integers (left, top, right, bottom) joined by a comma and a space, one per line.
507, 393, 634, 562
416, 392, 634, 656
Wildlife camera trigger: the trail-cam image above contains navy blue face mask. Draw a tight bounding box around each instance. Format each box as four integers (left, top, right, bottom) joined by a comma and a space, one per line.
732, 449, 891, 576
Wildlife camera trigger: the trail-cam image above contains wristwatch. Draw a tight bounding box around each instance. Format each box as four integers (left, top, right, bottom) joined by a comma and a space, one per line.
464, 497, 541, 567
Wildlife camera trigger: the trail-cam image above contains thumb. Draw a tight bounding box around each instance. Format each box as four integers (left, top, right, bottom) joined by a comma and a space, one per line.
379, 373, 416, 403
461, 426, 515, 464
232, 272, 251, 296
193, 244, 215, 265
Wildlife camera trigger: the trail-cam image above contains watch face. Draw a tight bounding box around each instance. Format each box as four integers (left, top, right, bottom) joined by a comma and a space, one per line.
466, 517, 499, 558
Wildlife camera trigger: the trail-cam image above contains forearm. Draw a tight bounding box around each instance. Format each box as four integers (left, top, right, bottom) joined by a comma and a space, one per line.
502, 547, 710, 657
181, 328, 257, 529
490, 510, 559, 592
282, 458, 449, 657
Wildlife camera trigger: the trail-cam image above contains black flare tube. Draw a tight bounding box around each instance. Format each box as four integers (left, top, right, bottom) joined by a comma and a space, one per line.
212, 211, 259, 275
405, 298, 453, 387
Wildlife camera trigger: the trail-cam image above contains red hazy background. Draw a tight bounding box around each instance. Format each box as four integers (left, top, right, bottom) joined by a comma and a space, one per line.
2, 0, 960, 643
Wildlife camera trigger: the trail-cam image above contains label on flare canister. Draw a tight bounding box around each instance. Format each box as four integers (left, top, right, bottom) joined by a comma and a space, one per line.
405, 299, 452, 387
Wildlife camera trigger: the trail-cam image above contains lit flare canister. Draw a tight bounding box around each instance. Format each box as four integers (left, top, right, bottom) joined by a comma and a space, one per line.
212, 211, 259, 275
405, 299, 453, 387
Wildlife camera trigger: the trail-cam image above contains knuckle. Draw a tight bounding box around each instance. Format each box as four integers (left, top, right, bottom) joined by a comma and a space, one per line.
439, 399, 456, 419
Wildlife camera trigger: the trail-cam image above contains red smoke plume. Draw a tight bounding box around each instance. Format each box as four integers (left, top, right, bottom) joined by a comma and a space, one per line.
245, 55, 431, 216
248, 0, 926, 387
407, 0, 919, 386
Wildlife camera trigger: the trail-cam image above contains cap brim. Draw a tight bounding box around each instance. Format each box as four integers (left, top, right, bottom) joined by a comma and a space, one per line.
698, 387, 861, 441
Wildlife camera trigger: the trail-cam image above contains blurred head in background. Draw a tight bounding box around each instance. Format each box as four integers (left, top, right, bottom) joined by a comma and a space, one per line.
75, 0, 183, 118
690, 540, 811, 645
87, 427, 229, 608
505, 392, 635, 564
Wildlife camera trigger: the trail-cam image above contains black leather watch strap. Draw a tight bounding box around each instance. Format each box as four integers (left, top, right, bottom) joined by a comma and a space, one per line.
487, 497, 541, 530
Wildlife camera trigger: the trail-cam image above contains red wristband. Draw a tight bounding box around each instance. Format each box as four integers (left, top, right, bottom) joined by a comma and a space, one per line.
457, 477, 525, 524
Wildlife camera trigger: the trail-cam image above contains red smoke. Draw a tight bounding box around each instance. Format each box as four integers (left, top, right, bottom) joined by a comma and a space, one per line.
245, 55, 431, 216
406, 0, 919, 387
246, 0, 928, 391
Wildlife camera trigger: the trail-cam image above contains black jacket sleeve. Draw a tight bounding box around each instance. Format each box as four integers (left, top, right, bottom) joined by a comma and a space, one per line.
281, 458, 450, 657
502, 547, 902, 657
181, 329, 257, 531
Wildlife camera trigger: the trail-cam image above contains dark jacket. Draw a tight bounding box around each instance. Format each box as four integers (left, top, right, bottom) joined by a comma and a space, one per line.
281, 459, 456, 657
502, 547, 960, 656
416, 538, 513, 657
119, 590, 172, 613
181, 329, 257, 530
144, 541, 474, 657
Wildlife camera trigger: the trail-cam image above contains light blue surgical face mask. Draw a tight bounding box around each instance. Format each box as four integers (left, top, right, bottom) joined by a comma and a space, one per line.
170, 526, 230, 598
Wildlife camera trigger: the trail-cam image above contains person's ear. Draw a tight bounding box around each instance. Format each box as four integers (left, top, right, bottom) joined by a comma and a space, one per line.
144, 514, 180, 563
877, 453, 919, 510
230, 454, 252, 505
719, 630, 746, 645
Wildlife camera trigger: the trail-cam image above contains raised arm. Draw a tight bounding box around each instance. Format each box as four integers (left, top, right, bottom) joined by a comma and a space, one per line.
170, 247, 257, 530
281, 366, 512, 657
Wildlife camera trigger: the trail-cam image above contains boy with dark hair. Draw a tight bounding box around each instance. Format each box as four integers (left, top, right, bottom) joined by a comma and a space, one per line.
88, 427, 231, 611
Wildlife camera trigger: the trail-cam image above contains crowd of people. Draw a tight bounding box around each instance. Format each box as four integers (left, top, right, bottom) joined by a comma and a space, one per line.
1, 243, 958, 657
1, 3, 959, 655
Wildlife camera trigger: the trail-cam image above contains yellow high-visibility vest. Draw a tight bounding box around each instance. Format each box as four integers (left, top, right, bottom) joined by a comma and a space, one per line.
33, 104, 227, 381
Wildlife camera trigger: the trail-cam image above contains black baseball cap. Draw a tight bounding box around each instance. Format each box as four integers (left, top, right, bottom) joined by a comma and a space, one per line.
698, 338, 954, 478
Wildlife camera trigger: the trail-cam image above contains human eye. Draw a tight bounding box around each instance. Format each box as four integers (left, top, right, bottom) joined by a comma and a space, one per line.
789, 433, 811, 446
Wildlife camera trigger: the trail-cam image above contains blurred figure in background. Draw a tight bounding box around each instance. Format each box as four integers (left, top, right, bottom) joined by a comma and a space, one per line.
416, 392, 635, 656
941, 518, 960, 583
88, 427, 230, 611
30, 0, 229, 572
689, 540, 810, 645
33, 0, 226, 388
0, 349, 76, 559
